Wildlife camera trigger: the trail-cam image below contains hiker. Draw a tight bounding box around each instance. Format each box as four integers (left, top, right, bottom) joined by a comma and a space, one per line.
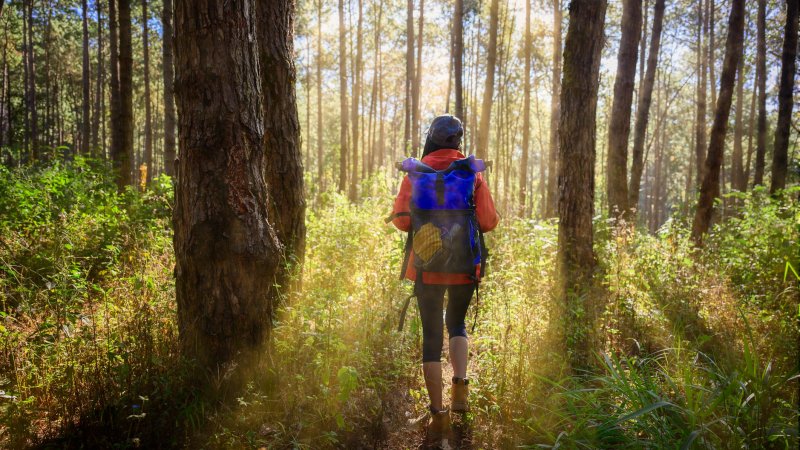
389, 115, 499, 443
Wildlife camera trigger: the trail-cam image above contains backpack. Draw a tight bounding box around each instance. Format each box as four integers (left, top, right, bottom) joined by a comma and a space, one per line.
396, 155, 488, 284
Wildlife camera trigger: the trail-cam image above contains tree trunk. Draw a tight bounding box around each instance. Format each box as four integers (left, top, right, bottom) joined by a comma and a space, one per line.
731, 45, 745, 191
453, 0, 464, 120
519, 0, 532, 217
606, 0, 642, 217
338, 0, 348, 192
27, 0, 37, 160
753, 0, 767, 186
173, 0, 284, 371
708, 0, 716, 109
81, 0, 91, 154
315, 0, 323, 191
545, 0, 562, 218
256, 0, 306, 279
628, 0, 665, 213
695, 0, 707, 187
404, 0, 414, 155
476, 0, 500, 160
109, 0, 125, 186
162, 0, 176, 177
91, 0, 103, 155
349, 0, 362, 201
141, 0, 153, 185
119, 0, 134, 187
412, 0, 423, 154
770, 0, 798, 194
557, 0, 607, 373
691, 0, 745, 244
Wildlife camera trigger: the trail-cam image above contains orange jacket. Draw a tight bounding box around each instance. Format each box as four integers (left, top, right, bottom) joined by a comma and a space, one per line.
391, 149, 500, 284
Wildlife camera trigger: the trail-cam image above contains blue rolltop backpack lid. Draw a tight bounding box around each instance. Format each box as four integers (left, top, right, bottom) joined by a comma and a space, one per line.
397, 155, 487, 278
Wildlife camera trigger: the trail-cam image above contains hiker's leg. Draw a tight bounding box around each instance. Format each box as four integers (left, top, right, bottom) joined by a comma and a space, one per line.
446, 284, 475, 379
416, 283, 446, 411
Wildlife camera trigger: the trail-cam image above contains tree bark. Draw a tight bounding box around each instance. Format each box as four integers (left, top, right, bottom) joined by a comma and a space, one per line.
162, 0, 176, 177
109, 0, 125, 186
628, 0, 665, 212
412, 0, 423, 154
26, 0, 38, 160
691, 0, 745, 244
545, 0, 562, 218
770, 0, 798, 194
476, 0, 500, 160
708, 0, 716, 109
142, 0, 153, 185
519, 0, 532, 217
173, 0, 283, 370
315, 0, 323, 191
753, 0, 766, 186
114, 0, 133, 189
91, 0, 104, 155
81, 0, 91, 154
338, 0, 348, 192
557, 0, 607, 373
606, 0, 642, 217
256, 0, 306, 279
731, 45, 745, 191
453, 0, 464, 120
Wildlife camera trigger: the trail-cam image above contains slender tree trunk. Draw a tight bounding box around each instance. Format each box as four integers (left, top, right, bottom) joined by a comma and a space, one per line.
557, 0, 607, 373
732, 46, 745, 191
109, 0, 125, 185
92, 0, 103, 155
404, 0, 414, 155
255, 0, 306, 282
745, 69, 756, 187
349, 0, 362, 201
708, 0, 716, 109
453, 0, 464, 120
476, 0, 500, 160
338, 0, 348, 192
162, 0, 176, 177
692, 0, 745, 244
695, 0, 707, 187
628, 0, 665, 212
412, 0, 423, 153
119, 0, 134, 187
770, 0, 798, 194
23, 0, 29, 153
27, 0, 38, 160
173, 0, 284, 370
753, 0, 767, 186
545, 0, 562, 217
142, 0, 153, 186
519, 0, 532, 217
315, 0, 323, 191
81, 0, 91, 154
606, 0, 642, 217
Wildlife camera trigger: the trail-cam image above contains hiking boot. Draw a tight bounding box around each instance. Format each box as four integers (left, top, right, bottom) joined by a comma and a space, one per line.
451, 377, 469, 413
425, 406, 451, 445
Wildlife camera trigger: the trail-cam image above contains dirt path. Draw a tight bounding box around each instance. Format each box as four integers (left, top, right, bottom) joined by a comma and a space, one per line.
377, 341, 477, 449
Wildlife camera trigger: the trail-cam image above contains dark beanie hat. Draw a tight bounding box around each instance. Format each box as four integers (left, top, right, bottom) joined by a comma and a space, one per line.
426, 115, 463, 148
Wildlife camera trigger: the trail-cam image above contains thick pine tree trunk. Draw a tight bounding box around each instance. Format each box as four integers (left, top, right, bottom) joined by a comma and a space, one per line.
519, 0, 532, 217
557, 0, 607, 373
753, 0, 767, 186
453, 0, 464, 120
545, 0, 561, 218
476, 0, 500, 160
691, 0, 745, 244
256, 0, 306, 280
628, 0, 665, 213
173, 0, 283, 370
162, 0, 176, 177
81, 0, 90, 154
606, 0, 642, 217
769, 0, 798, 194
338, 0, 349, 192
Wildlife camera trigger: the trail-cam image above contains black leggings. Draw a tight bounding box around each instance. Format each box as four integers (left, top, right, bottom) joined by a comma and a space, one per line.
416, 283, 475, 363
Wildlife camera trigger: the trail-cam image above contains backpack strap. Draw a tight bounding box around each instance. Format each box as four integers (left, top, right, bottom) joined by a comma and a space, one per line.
399, 231, 413, 280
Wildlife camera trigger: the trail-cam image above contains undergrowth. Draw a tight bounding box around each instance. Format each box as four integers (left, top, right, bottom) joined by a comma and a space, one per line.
0, 161, 797, 448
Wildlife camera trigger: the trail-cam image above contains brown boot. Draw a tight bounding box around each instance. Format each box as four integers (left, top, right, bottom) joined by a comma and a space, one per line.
425, 406, 451, 445
451, 377, 469, 412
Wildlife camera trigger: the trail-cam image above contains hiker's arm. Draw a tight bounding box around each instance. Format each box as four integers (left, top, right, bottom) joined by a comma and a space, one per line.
475, 173, 500, 232
391, 176, 412, 232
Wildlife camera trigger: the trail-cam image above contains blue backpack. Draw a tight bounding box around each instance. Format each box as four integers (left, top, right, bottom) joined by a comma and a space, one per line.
394, 155, 488, 284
